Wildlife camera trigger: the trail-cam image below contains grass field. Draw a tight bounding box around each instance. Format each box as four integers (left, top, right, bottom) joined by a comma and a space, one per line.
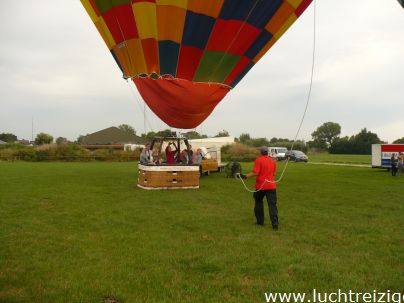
307, 153, 371, 165
0, 161, 403, 303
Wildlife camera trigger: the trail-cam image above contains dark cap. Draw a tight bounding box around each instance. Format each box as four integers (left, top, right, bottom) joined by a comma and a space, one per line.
260, 146, 269, 154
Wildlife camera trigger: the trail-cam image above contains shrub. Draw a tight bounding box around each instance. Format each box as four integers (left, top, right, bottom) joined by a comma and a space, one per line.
15, 147, 36, 161
51, 144, 91, 161
92, 149, 111, 161
0, 148, 17, 160
0, 143, 141, 162
114, 149, 141, 161
35, 150, 51, 161
221, 143, 259, 162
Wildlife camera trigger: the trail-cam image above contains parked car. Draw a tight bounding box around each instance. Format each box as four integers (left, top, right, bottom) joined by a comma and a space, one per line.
285, 150, 308, 162
269, 147, 288, 160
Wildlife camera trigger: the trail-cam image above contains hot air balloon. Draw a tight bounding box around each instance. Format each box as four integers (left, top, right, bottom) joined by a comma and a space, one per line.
81, 0, 312, 129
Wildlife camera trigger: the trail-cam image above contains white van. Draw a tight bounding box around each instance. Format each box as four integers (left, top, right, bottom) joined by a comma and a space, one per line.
269, 147, 288, 160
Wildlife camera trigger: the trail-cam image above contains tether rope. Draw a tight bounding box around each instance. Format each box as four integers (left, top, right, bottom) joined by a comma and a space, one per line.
237, 0, 317, 193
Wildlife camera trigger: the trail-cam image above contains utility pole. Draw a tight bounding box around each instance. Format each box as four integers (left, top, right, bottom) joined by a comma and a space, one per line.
31, 116, 34, 143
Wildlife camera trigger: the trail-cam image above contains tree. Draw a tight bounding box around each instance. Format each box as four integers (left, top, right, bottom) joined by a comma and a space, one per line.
329, 128, 383, 154
0, 133, 17, 143
183, 131, 207, 139
393, 137, 404, 144
155, 129, 175, 137
270, 137, 291, 143
239, 133, 251, 144
142, 131, 155, 139
328, 137, 351, 154
56, 137, 68, 144
215, 130, 230, 137
118, 124, 136, 135
142, 129, 175, 140
250, 137, 270, 147
307, 139, 328, 151
35, 133, 53, 145
76, 135, 85, 143
350, 128, 383, 154
311, 122, 341, 149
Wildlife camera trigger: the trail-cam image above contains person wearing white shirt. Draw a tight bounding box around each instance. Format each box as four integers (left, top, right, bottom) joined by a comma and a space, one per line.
140, 143, 154, 165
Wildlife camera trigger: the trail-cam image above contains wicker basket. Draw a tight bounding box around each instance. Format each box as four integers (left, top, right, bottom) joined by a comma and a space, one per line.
138, 164, 200, 189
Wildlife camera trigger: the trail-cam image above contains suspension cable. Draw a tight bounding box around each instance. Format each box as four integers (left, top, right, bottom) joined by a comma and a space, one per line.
126, 80, 154, 133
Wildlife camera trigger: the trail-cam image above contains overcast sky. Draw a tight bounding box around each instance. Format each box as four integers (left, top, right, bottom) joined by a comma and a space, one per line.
1, 0, 403, 143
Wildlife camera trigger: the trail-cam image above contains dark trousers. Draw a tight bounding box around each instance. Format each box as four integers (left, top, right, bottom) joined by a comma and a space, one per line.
392, 164, 397, 176
253, 190, 278, 227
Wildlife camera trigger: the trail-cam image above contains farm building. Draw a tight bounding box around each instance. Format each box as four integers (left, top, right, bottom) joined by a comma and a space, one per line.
79, 127, 145, 150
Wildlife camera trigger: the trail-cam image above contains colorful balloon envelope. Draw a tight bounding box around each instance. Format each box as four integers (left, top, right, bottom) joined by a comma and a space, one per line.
81, 0, 312, 128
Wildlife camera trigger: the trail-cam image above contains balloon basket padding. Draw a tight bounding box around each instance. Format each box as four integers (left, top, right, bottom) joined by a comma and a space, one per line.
137, 164, 200, 190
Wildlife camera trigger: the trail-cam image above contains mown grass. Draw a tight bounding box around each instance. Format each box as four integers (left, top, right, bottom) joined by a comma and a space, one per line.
307, 153, 371, 165
0, 161, 403, 303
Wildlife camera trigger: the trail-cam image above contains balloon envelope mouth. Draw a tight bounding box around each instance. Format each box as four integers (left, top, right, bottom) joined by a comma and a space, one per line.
134, 77, 230, 129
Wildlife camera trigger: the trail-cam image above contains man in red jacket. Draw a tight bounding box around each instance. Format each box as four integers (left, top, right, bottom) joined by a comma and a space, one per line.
241, 146, 278, 230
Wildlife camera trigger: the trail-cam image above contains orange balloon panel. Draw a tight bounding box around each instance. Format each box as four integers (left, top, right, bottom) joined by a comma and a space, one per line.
133, 78, 230, 128
81, 0, 313, 128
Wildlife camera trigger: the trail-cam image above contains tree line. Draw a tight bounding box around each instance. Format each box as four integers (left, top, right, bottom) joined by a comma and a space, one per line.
307, 122, 404, 154
139, 123, 403, 155
1, 122, 403, 155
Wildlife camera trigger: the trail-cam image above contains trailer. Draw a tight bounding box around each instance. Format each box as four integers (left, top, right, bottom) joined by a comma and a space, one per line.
189, 136, 234, 174
198, 147, 222, 175
371, 144, 404, 168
